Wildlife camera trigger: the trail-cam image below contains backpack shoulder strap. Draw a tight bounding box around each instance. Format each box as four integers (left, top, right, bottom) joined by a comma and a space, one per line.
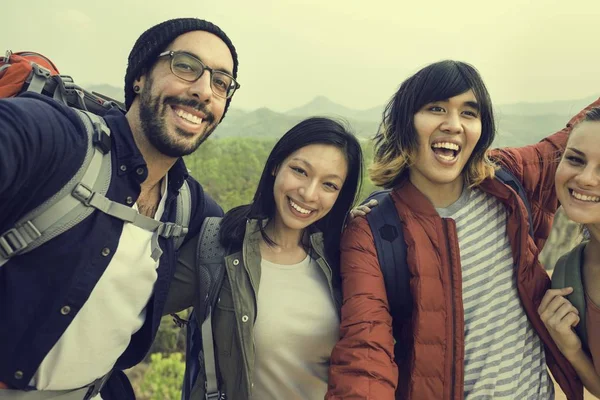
173, 179, 191, 251
191, 216, 227, 400
364, 190, 412, 320
194, 216, 227, 321
0, 110, 112, 265
495, 167, 534, 240
0, 107, 191, 266
551, 243, 588, 350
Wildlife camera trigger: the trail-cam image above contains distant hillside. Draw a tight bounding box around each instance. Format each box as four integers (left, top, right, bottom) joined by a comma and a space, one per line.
81, 85, 597, 146
494, 113, 571, 147
87, 84, 124, 103
285, 95, 382, 121
495, 95, 598, 117
217, 106, 380, 139
220, 95, 594, 146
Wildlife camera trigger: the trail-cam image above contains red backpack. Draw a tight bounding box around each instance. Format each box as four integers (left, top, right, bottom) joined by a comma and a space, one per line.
0, 50, 124, 113
0, 51, 60, 97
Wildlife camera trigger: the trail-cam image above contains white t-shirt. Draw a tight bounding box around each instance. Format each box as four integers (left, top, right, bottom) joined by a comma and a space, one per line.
31, 177, 168, 391
252, 255, 339, 400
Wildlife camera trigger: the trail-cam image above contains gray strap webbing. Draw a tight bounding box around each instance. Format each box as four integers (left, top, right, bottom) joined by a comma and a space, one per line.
27, 64, 53, 94
201, 307, 220, 399
77, 186, 186, 261
0, 387, 89, 399
27, 64, 50, 93
0, 369, 111, 399
173, 180, 191, 250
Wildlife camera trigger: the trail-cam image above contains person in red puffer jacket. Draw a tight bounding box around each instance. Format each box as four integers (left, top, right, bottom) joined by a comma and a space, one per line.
327, 60, 600, 400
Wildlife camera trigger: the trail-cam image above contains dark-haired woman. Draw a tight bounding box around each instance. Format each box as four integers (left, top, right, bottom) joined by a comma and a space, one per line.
165, 117, 363, 399
326, 60, 600, 399
538, 107, 600, 398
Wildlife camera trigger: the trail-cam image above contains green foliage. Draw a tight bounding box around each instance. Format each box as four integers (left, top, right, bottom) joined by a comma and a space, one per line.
140, 353, 185, 400
185, 137, 276, 211
146, 315, 188, 361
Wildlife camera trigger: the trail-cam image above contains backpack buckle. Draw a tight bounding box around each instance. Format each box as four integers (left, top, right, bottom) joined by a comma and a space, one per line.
72, 183, 95, 206
92, 121, 111, 154
31, 62, 52, 79
0, 222, 41, 259
158, 222, 186, 239
25, 63, 52, 94
2, 50, 13, 63
205, 390, 225, 400
84, 371, 112, 400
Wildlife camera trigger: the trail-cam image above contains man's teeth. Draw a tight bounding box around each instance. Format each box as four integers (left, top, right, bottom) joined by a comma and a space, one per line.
289, 199, 311, 214
175, 109, 203, 125
432, 142, 460, 151
571, 190, 600, 202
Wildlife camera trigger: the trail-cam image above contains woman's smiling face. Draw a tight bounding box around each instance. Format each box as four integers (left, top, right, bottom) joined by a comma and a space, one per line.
271, 144, 348, 234
555, 120, 600, 228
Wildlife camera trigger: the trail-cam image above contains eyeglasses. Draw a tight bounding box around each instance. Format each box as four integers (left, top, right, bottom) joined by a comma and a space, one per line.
158, 50, 240, 99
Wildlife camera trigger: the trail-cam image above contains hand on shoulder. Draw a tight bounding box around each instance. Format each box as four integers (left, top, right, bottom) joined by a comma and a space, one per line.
348, 199, 378, 221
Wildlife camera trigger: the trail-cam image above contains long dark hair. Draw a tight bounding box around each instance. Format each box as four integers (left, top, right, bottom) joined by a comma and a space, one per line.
220, 117, 363, 269
370, 60, 496, 188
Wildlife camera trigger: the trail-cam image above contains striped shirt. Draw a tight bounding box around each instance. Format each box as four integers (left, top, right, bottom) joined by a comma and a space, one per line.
436, 186, 554, 400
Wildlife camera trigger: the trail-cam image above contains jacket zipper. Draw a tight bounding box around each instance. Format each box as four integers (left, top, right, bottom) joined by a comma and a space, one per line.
443, 219, 457, 400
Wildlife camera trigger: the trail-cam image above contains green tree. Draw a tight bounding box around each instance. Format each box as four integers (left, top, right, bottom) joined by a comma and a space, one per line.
140, 353, 185, 400
145, 315, 187, 360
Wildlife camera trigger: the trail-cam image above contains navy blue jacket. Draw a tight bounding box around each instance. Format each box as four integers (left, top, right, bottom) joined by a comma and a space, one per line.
0, 93, 223, 394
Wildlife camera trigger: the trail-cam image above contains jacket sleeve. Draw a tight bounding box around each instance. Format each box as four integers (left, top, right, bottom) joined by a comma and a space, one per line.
327, 216, 398, 399
491, 97, 600, 243
165, 181, 224, 314
0, 96, 85, 201
163, 231, 200, 315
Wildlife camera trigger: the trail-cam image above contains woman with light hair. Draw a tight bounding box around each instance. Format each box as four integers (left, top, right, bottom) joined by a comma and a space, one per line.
539, 107, 600, 398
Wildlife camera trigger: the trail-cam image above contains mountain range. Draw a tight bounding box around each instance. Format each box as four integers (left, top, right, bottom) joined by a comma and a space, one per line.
87, 84, 597, 148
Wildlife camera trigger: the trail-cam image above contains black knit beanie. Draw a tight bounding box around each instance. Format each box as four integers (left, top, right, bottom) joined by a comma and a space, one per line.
124, 18, 239, 120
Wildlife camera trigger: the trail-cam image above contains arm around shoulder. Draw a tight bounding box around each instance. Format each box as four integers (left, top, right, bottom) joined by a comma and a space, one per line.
164, 179, 223, 315
492, 96, 600, 182
163, 229, 200, 315
327, 216, 398, 399
491, 97, 600, 240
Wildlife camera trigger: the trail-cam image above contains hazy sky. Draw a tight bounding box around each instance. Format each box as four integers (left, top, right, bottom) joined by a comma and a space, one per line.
4, 0, 599, 112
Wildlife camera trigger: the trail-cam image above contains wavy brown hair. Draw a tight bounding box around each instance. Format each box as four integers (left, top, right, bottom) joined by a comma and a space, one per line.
370, 60, 497, 188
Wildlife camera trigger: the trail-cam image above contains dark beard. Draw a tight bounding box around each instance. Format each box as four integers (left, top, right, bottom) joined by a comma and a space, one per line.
138, 78, 217, 158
